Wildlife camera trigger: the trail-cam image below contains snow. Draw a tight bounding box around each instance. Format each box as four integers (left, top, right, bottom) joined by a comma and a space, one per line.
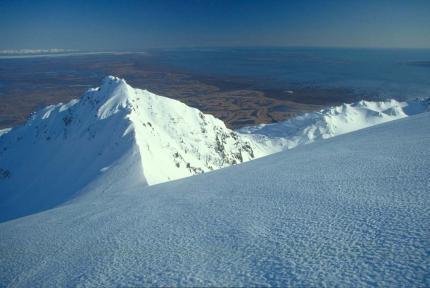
0, 112, 429, 287
0, 128, 11, 137
0, 49, 75, 54
0, 76, 266, 222
1, 77, 429, 224
239, 98, 429, 150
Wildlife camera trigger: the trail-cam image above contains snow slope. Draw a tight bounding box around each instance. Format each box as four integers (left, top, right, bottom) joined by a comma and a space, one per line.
1, 76, 429, 224
0, 76, 266, 222
239, 98, 429, 150
0, 112, 429, 287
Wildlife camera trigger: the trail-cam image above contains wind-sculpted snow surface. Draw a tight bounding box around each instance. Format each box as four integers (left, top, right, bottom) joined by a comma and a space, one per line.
239, 98, 429, 150
0, 76, 266, 222
0, 113, 429, 287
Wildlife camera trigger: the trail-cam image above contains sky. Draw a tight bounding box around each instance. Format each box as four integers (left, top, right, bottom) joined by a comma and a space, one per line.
0, 0, 429, 50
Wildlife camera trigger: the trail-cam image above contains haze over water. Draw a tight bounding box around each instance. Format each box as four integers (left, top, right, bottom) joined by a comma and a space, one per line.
152, 47, 430, 101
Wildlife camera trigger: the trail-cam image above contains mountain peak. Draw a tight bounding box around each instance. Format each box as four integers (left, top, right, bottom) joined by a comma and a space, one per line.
0, 76, 265, 222
92, 76, 133, 119
102, 75, 125, 85
3, 75, 427, 223
99, 75, 129, 92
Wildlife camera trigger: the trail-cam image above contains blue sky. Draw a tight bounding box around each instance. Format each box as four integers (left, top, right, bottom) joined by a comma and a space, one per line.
0, 0, 429, 50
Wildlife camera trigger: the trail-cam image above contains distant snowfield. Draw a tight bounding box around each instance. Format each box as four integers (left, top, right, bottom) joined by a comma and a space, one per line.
0, 51, 148, 59
0, 48, 76, 54
0, 112, 429, 287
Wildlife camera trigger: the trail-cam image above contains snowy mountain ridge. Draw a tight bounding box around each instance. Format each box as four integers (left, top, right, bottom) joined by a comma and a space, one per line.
0, 76, 429, 222
240, 97, 429, 150
0, 76, 267, 222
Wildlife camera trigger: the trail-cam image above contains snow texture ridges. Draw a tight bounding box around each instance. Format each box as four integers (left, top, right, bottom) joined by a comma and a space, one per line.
0, 112, 429, 287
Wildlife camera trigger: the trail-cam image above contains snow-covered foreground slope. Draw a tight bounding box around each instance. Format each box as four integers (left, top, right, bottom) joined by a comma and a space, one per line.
0, 76, 267, 222
1, 113, 429, 287
240, 98, 429, 150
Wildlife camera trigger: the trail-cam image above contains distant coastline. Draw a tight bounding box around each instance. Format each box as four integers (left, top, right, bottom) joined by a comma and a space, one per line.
1, 47, 430, 129
0, 50, 148, 59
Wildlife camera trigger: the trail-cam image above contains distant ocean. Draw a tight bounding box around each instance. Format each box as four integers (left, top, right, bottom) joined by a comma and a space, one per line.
151, 47, 430, 101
